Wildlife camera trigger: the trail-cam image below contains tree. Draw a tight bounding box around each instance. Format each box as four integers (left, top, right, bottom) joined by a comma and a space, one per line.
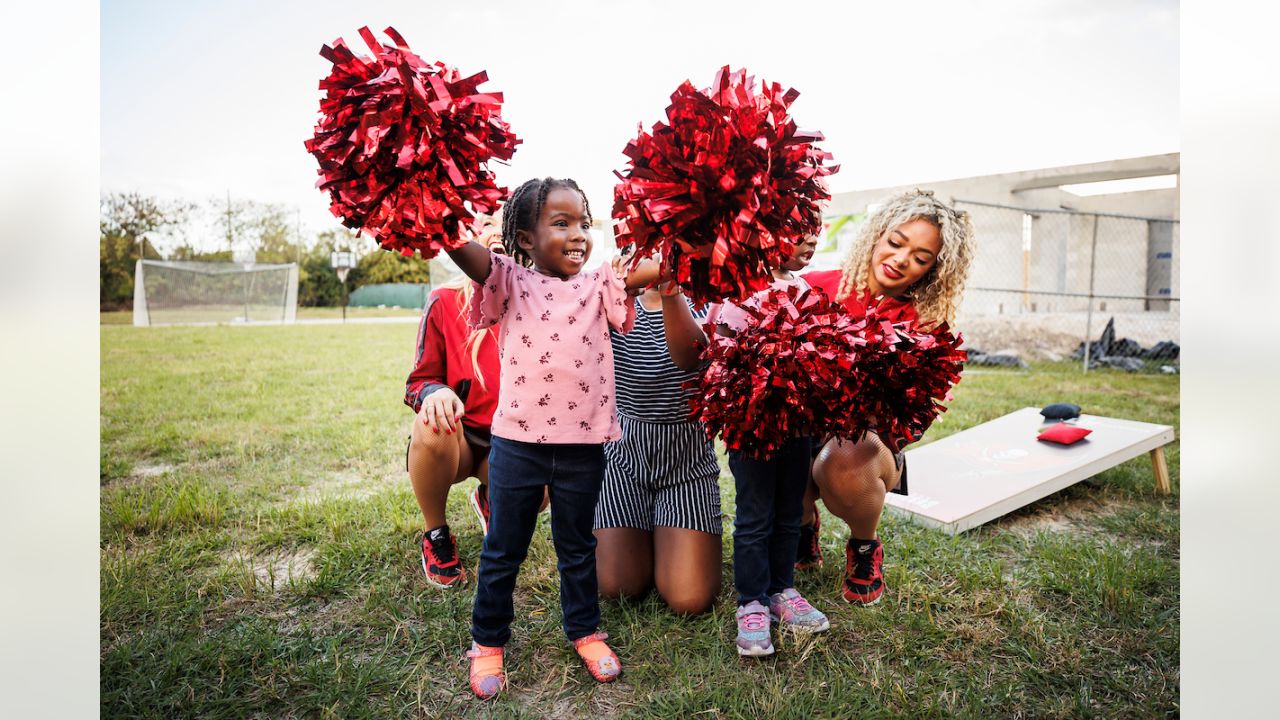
297, 229, 361, 307
353, 248, 432, 287
99, 193, 193, 309
208, 197, 301, 265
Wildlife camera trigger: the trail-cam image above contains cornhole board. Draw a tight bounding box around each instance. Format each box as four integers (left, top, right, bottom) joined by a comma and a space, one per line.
884, 407, 1174, 535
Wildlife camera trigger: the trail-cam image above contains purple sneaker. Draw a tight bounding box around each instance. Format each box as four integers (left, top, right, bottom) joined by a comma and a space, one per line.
769, 588, 830, 633
735, 600, 774, 657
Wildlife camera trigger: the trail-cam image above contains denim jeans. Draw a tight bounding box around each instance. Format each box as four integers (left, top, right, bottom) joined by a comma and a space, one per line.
729, 436, 812, 606
471, 436, 605, 646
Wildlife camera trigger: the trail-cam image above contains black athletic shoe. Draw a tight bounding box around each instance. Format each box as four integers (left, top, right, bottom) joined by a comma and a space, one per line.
795, 513, 822, 570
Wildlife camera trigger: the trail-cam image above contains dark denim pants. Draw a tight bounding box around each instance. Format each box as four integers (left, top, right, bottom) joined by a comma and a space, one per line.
729, 436, 812, 607
471, 436, 605, 646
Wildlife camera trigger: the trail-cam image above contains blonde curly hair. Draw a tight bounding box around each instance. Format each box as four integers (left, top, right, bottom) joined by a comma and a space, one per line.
835, 189, 975, 326
438, 209, 504, 391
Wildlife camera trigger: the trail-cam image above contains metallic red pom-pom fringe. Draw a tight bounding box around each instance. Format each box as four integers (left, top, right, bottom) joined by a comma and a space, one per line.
612, 67, 838, 303
305, 26, 521, 258
688, 286, 965, 459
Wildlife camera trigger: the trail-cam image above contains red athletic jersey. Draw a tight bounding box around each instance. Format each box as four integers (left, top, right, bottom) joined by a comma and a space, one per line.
404, 286, 500, 430
802, 269, 919, 323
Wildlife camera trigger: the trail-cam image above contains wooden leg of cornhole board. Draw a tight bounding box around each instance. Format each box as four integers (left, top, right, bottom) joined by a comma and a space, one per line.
1149, 447, 1171, 495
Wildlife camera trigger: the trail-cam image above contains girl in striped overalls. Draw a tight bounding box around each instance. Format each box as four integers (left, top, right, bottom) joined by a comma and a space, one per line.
594, 285, 724, 615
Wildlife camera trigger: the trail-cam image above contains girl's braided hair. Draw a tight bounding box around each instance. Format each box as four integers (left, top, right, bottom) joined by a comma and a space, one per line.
499, 178, 592, 268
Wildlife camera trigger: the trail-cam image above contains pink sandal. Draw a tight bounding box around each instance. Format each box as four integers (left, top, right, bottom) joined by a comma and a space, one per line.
572, 631, 622, 683
466, 643, 505, 699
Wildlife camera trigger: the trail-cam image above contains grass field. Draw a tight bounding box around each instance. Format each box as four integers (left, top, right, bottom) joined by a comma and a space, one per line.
101, 306, 422, 325
100, 322, 1179, 718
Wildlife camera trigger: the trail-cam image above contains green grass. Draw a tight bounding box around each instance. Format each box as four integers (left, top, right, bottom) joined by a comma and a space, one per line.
101, 306, 422, 325
101, 324, 1179, 718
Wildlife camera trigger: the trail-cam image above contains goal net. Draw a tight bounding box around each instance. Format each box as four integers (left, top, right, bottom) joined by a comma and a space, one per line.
132, 260, 299, 326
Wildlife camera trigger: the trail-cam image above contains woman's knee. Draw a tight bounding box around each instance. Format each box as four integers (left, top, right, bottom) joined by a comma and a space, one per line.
410, 420, 454, 455
657, 582, 718, 615
815, 438, 887, 486
409, 422, 471, 483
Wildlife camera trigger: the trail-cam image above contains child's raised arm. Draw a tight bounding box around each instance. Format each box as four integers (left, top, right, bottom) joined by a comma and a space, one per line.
660, 285, 709, 371
445, 240, 494, 284
623, 256, 662, 291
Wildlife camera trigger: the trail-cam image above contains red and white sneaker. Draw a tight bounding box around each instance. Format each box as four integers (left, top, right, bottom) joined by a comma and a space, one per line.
843, 537, 884, 605
469, 484, 491, 536
421, 525, 465, 588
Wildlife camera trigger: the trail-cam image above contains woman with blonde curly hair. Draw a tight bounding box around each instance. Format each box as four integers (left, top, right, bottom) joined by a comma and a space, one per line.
798, 189, 975, 605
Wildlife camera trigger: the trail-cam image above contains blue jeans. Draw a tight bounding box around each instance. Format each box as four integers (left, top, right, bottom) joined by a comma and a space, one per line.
729, 437, 812, 607
471, 436, 605, 646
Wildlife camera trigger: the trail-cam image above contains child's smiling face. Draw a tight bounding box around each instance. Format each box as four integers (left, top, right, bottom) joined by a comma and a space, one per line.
517, 188, 593, 279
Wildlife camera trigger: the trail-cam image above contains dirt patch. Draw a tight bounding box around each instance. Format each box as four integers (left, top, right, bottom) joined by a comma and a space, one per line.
222, 546, 318, 593
133, 462, 176, 478
284, 469, 402, 505
103, 461, 177, 489
992, 491, 1117, 538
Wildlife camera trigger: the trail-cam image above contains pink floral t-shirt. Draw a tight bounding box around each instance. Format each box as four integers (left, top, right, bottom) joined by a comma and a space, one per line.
469, 253, 636, 444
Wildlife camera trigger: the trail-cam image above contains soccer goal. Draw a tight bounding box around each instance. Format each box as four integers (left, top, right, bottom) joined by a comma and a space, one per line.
132, 260, 299, 326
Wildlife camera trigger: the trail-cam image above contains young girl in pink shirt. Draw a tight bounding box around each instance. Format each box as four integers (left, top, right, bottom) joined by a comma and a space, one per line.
445, 177, 657, 699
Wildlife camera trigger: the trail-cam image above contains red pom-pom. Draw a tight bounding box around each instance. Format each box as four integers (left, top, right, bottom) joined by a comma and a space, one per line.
304, 27, 521, 258
612, 67, 838, 304
688, 286, 965, 458
834, 305, 967, 453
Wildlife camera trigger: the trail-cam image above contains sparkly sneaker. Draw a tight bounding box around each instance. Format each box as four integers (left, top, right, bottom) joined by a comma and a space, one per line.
735, 601, 775, 657
465, 642, 505, 699
795, 513, 822, 570
469, 483, 491, 536
572, 631, 622, 683
421, 524, 464, 588
768, 588, 830, 632
843, 537, 884, 605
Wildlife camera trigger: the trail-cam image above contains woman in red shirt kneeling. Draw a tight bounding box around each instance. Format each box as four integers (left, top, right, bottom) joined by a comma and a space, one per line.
799, 189, 975, 606
404, 218, 505, 589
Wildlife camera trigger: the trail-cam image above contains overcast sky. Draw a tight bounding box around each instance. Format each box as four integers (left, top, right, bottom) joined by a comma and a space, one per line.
101, 0, 1178, 251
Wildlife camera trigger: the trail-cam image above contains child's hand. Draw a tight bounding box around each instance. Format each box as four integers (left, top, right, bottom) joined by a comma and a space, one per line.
611, 245, 635, 279
419, 387, 466, 434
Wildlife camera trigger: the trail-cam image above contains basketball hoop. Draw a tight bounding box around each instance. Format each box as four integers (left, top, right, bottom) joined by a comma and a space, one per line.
330, 251, 356, 322
330, 251, 354, 282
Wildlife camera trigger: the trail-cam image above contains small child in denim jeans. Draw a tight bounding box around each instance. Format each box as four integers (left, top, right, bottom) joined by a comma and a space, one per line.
445, 177, 658, 698
675, 234, 830, 656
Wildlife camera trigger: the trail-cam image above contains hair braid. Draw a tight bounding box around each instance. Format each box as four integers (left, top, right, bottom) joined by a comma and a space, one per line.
500, 179, 541, 268
497, 177, 592, 270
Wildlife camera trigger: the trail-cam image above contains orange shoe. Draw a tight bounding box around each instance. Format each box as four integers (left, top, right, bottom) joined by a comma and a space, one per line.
571, 631, 621, 683
466, 642, 505, 699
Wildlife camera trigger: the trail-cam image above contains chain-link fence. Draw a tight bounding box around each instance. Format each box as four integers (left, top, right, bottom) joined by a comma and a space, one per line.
953, 200, 1179, 373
